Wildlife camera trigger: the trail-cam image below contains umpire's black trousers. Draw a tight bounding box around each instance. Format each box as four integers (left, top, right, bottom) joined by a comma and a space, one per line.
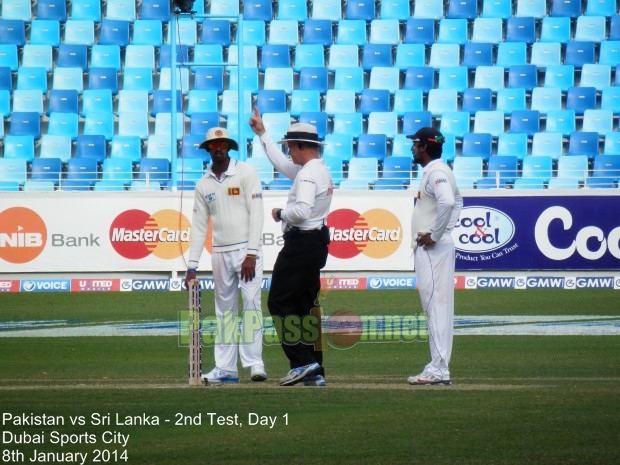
268, 226, 329, 376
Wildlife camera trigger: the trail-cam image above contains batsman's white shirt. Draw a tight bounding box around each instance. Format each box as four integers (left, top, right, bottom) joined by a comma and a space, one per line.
411, 159, 463, 379
188, 160, 265, 372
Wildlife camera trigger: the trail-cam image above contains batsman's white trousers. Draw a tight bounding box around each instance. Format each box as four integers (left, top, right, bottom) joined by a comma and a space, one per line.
211, 248, 264, 373
414, 235, 455, 379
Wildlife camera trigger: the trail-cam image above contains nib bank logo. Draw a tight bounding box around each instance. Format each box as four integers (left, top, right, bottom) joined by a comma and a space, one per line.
327, 208, 402, 259
110, 209, 191, 260
0, 207, 47, 264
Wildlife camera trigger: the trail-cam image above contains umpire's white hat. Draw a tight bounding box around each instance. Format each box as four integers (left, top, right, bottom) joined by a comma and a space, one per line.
277, 123, 325, 145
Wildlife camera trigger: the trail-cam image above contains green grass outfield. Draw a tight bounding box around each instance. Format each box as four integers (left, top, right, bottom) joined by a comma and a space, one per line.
1, 289, 619, 465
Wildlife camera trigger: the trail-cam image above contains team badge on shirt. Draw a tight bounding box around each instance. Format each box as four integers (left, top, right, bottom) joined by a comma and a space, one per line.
252, 193, 262, 199
205, 193, 216, 203
228, 187, 240, 196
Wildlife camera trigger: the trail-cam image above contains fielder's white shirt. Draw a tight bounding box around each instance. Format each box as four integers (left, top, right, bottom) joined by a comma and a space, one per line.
411, 159, 463, 249
187, 160, 264, 269
260, 133, 334, 230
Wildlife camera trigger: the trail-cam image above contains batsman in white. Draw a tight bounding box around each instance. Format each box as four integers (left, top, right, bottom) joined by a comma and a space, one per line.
185, 127, 267, 383
407, 127, 463, 386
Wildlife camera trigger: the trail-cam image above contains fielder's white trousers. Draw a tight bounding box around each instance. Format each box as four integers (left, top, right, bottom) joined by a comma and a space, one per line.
211, 248, 264, 373
414, 235, 455, 380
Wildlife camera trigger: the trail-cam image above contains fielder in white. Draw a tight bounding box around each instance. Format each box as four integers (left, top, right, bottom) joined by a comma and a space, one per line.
407, 127, 463, 386
185, 128, 267, 384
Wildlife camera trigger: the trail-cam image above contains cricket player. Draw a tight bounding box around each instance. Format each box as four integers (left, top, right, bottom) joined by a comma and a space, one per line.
407, 127, 463, 386
185, 127, 267, 383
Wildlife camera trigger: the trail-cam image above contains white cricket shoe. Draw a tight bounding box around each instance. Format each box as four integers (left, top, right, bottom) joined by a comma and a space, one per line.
250, 364, 268, 382
407, 372, 452, 386
279, 362, 321, 386
202, 367, 240, 384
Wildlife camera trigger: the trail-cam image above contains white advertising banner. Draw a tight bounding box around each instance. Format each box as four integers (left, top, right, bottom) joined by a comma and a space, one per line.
0, 191, 414, 273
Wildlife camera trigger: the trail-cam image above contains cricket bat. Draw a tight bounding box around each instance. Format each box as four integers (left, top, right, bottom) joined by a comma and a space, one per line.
188, 279, 202, 386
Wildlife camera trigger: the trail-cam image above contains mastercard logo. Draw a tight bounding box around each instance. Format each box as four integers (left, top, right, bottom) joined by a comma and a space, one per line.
109, 209, 191, 260
327, 208, 402, 259
0, 207, 47, 264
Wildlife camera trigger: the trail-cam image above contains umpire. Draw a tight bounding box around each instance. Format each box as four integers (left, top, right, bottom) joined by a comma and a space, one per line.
249, 107, 334, 387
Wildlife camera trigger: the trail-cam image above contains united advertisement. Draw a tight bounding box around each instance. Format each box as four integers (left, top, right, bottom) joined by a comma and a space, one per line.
1, 191, 618, 272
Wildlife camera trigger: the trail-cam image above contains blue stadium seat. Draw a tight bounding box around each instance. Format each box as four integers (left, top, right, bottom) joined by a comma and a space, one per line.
323, 156, 344, 186
71, 0, 102, 22
565, 86, 597, 115
57, 44, 88, 71
269, 19, 300, 45
323, 134, 354, 163
52, 67, 84, 94
39, 134, 72, 163
140, 0, 171, 22
181, 135, 210, 163
471, 17, 503, 44
496, 132, 528, 160
93, 180, 126, 191
75, 134, 107, 164
124, 45, 156, 69
438, 66, 469, 93
158, 45, 190, 70
244, 0, 273, 21
369, 67, 400, 94
567, 131, 600, 161
302, 19, 333, 46
485, 155, 519, 186
240, 20, 266, 46
369, 19, 401, 45
118, 111, 150, 140
437, 18, 469, 45
507, 64, 538, 92
82, 89, 113, 117
452, 156, 484, 185
461, 88, 493, 113
2, 135, 34, 162
260, 44, 291, 71
550, 0, 582, 17
590, 155, 620, 186
132, 19, 163, 46
99, 19, 130, 47
439, 111, 471, 139
66, 158, 99, 189
585, 0, 616, 17
360, 89, 391, 116
522, 155, 554, 183
545, 109, 577, 136
154, 113, 185, 140
105, 0, 136, 21
345, 0, 375, 20
23, 181, 56, 191
328, 44, 359, 70
367, 112, 398, 139
339, 179, 370, 190
158, 68, 190, 94
496, 87, 527, 113
247, 157, 275, 184
512, 178, 545, 189
193, 67, 225, 93
263, 67, 294, 93
530, 42, 562, 68
461, 133, 493, 162
16, 67, 48, 92
122, 68, 154, 93
256, 89, 288, 114
325, 90, 357, 116
515, 0, 547, 18
412, 0, 444, 19
531, 132, 564, 160
481, 0, 512, 18
564, 41, 596, 68
496, 41, 528, 67
83, 112, 115, 140
30, 157, 62, 185
64, 20, 95, 46
2, 0, 31, 21
294, 44, 325, 71
310, 0, 342, 21
0, 158, 27, 186
110, 136, 142, 164
347, 157, 379, 184
473, 111, 505, 138
505, 16, 537, 44
289, 90, 321, 117
395, 44, 426, 70
298, 67, 329, 94
601, 86, 620, 114
278, 0, 308, 21
29, 19, 61, 47
402, 111, 433, 136
332, 112, 363, 139
447, 0, 478, 19
138, 158, 170, 184
580, 64, 612, 91
582, 110, 614, 136
186, 89, 218, 116
509, 110, 541, 137
544, 65, 575, 92
362, 44, 393, 71
558, 155, 589, 183
429, 43, 461, 68
463, 43, 494, 70
10, 112, 41, 139
427, 89, 459, 116
88, 68, 119, 95
146, 134, 174, 160
531, 87, 563, 114
539, 16, 572, 44
391, 134, 414, 158
21, 44, 54, 72
403, 66, 435, 93
473, 66, 505, 93
393, 89, 424, 116
403, 18, 436, 45
574, 15, 607, 42
37, 0, 67, 22
47, 112, 79, 140
599, 40, 620, 67
380, 0, 410, 20
0, 20, 26, 47
200, 20, 231, 46
12, 90, 44, 114
0, 89, 9, 119
91, 44, 121, 71
603, 132, 620, 155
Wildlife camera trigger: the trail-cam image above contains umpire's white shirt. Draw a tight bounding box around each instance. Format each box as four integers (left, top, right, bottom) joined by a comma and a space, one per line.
188, 160, 264, 268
